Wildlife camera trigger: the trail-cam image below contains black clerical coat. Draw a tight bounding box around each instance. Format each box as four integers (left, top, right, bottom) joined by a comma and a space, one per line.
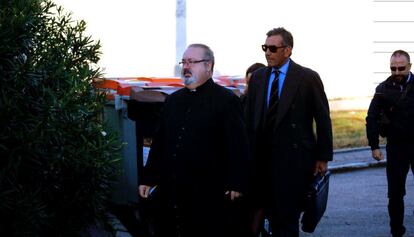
141, 79, 249, 237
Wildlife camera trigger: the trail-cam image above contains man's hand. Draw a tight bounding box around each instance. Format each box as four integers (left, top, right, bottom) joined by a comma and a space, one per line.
225, 190, 243, 201
138, 185, 152, 198
314, 160, 328, 175
372, 149, 384, 161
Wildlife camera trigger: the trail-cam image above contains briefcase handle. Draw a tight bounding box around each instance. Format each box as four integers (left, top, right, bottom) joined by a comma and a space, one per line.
310, 171, 331, 194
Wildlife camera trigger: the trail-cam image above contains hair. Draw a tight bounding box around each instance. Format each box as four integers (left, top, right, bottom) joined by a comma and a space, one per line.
266, 27, 294, 48
246, 62, 266, 77
391, 50, 411, 62
188, 43, 215, 71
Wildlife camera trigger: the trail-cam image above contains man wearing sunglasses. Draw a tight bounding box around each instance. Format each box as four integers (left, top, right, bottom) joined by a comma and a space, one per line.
139, 43, 250, 237
366, 50, 414, 237
244, 27, 333, 237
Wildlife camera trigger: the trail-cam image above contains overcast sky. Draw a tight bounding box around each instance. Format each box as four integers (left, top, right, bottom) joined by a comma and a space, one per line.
53, 0, 414, 99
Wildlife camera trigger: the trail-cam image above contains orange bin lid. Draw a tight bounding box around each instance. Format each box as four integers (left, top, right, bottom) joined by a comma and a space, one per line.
93, 77, 184, 99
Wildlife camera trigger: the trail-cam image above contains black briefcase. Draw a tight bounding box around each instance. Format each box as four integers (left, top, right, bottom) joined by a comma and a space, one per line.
301, 171, 331, 233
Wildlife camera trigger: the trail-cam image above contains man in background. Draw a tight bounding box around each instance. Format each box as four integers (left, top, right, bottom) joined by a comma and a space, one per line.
366, 49, 414, 237
241, 62, 266, 107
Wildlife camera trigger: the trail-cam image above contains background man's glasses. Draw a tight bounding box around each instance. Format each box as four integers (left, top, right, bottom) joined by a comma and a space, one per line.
261, 44, 287, 53
390, 66, 407, 72
179, 59, 208, 66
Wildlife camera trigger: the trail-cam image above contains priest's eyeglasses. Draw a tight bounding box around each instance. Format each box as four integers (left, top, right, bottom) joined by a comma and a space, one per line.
179, 59, 209, 66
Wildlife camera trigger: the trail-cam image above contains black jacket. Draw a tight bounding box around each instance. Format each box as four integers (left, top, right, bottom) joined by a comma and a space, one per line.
366, 73, 414, 149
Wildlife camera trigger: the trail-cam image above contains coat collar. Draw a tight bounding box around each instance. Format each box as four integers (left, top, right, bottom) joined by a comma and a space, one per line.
273, 60, 301, 129
254, 67, 273, 130
251, 61, 301, 131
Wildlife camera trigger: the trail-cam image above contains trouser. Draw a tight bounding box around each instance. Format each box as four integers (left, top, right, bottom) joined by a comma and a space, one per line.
266, 161, 306, 237
386, 142, 414, 236
248, 207, 265, 237
268, 207, 301, 237
265, 144, 313, 237
152, 196, 246, 237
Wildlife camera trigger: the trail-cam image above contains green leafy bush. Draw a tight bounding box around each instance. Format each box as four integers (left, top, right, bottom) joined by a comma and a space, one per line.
0, 0, 122, 236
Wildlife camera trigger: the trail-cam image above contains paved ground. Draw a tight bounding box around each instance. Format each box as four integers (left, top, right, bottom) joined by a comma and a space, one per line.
300, 167, 414, 237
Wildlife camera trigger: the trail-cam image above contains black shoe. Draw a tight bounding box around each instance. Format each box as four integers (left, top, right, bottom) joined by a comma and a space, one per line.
391, 230, 405, 237
391, 224, 406, 237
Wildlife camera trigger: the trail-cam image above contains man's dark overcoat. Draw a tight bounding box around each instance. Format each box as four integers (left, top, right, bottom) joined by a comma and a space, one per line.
245, 60, 333, 218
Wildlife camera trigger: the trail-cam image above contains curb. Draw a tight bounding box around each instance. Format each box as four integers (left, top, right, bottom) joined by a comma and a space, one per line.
333, 145, 385, 154
329, 160, 386, 173
107, 213, 133, 237
329, 145, 387, 173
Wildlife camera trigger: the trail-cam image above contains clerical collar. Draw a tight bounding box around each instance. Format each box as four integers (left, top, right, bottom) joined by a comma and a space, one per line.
186, 78, 213, 92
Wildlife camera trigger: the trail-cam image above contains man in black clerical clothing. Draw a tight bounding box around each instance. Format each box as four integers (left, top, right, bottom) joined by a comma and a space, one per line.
138, 43, 250, 237
245, 27, 333, 237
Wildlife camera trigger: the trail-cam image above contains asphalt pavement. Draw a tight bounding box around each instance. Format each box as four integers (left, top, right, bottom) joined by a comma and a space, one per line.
301, 166, 414, 237
110, 146, 414, 237
300, 146, 414, 237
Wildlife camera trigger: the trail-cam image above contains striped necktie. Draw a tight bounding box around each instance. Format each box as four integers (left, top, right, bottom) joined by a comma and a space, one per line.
266, 69, 280, 127
268, 68, 280, 111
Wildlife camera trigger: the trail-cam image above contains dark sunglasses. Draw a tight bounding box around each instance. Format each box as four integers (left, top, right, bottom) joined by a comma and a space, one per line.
390, 66, 407, 72
261, 44, 287, 53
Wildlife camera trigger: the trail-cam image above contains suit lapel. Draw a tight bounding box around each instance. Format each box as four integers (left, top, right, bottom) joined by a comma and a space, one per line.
254, 67, 272, 131
274, 61, 301, 129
